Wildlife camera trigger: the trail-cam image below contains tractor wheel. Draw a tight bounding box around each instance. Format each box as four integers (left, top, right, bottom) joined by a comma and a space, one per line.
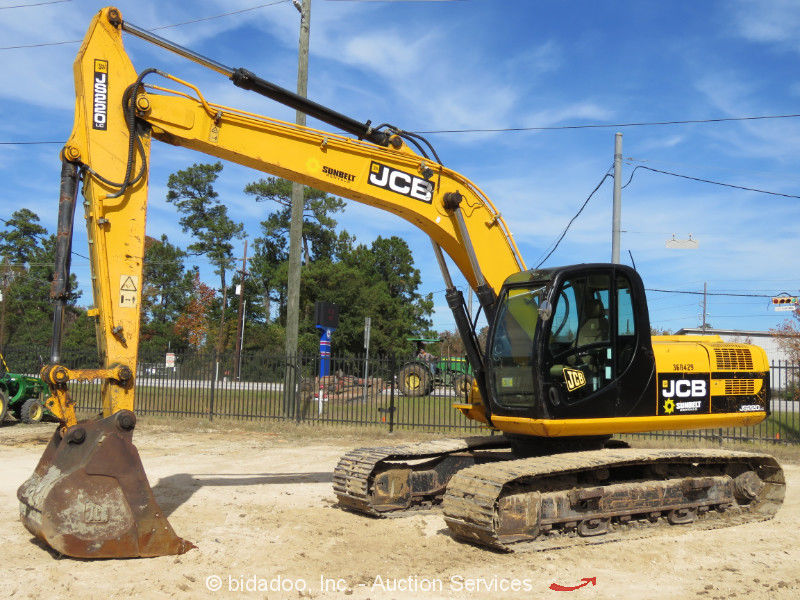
398, 363, 432, 397
451, 374, 475, 398
20, 398, 44, 424
0, 389, 8, 423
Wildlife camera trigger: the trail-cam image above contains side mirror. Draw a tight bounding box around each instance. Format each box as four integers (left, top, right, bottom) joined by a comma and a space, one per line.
539, 300, 552, 321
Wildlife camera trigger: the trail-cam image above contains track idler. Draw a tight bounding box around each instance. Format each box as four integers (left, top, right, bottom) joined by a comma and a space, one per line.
17, 411, 195, 558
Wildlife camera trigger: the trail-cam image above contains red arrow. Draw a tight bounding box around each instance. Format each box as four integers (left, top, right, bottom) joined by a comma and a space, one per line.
549, 577, 597, 592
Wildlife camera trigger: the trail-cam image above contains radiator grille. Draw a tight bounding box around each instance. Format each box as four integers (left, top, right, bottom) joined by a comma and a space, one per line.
724, 379, 755, 396
713, 347, 754, 371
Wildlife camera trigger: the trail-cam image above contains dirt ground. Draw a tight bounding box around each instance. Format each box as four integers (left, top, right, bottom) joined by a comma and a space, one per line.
2, 420, 799, 600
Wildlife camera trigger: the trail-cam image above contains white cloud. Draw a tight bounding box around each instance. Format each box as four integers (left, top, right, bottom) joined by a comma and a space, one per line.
520, 102, 614, 129
730, 0, 800, 52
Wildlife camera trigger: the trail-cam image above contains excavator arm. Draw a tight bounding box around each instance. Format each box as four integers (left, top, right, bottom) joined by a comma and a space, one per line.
49, 6, 525, 424
19, 6, 524, 558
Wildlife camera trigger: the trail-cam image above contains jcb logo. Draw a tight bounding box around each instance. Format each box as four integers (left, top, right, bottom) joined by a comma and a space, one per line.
658, 374, 709, 415
368, 162, 434, 203
92, 59, 108, 130
84, 502, 108, 523
563, 368, 586, 392
661, 379, 706, 398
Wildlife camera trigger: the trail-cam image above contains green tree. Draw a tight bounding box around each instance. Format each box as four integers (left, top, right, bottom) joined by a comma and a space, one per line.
246, 177, 346, 323
296, 237, 433, 357
0, 209, 46, 263
166, 162, 244, 352
140, 234, 193, 353
0, 212, 81, 353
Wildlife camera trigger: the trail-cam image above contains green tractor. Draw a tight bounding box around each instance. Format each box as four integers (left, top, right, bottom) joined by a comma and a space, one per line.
397, 337, 475, 398
0, 351, 51, 424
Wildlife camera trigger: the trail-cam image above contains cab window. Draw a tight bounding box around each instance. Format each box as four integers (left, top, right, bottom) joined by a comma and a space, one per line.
616, 274, 638, 374
489, 285, 545, 408
545, 274, 612, 401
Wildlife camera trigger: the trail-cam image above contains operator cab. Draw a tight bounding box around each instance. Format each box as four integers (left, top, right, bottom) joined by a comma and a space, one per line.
485, 264, 655, 421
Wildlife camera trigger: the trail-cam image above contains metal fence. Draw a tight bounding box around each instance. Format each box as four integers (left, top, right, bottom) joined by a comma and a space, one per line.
56, 349, 484, 433
3, 346, 799, 444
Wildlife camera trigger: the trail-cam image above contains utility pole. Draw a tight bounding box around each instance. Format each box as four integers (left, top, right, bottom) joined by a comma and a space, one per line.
611, 132, 623, 264
233, 239, 248, 379
283, 0, 311, 416
702, 282, 708, 333
285, 0, 311, 362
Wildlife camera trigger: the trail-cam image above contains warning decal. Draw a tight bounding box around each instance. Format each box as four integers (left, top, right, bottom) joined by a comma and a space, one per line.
119, 275, 138, 307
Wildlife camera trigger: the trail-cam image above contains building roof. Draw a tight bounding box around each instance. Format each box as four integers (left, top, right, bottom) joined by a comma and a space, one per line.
675, 328, 799, 338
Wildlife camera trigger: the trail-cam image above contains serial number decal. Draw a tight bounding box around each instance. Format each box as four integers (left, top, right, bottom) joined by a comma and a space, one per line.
673, 363, 695, 371
368, 161, 434, 203
322, 165, 356, 183
92, 59, 108, 130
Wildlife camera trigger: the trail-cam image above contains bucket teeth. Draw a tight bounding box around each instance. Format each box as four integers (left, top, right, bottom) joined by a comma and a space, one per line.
17, 412, 195, 558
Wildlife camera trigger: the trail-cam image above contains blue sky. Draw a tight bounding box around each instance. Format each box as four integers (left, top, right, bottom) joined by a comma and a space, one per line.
1, 0, 799, 336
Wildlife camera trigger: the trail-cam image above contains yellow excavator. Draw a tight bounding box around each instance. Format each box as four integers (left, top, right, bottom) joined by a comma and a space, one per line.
18, 7, 784, 558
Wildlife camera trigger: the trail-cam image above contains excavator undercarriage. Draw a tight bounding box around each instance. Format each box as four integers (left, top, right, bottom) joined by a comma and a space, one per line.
334, 441, 784, 552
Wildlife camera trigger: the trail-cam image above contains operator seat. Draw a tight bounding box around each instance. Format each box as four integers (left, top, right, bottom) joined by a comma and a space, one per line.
548, 298, 609, 387
577, 298, 609, 347
572, 298, 609, 381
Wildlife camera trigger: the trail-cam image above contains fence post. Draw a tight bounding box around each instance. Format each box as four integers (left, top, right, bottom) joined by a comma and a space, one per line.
282, 354, 296, 421
209, 350, 217, 421
388, 356, 396, 433
295, 354, 303, 424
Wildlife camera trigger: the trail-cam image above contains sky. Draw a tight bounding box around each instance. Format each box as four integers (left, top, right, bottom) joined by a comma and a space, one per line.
1, 0, 799, 338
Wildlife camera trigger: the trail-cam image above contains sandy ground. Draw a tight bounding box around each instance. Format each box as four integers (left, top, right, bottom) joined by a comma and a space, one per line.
1, 420, 799, 600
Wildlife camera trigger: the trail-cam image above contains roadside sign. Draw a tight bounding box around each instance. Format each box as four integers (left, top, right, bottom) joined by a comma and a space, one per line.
165, 352, 176, 368
363, 317, 371, 351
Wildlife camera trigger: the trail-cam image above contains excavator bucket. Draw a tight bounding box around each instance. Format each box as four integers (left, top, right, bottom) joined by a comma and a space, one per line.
17, 410, 195, 558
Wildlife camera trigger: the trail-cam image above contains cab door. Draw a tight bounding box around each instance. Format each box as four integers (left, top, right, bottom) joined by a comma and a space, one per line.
538, 265, 655, 419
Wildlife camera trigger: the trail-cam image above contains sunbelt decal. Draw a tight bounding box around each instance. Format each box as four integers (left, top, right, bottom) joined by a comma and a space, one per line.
658, 373, 709, 415
92, 59, 108, 130
368, 161, 434, 203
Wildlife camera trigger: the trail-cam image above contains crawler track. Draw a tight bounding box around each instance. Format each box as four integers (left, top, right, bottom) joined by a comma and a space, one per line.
443, 448, 785, 552
333, 437, 512, 516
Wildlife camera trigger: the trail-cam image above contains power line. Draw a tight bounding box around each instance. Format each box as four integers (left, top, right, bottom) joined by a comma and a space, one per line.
0, 215, 89, 261
656, 313, 781, 323
0, 0, 290, 51
535, 167, 613, 268
325, 0, 465, 2
148, 0, 289, 32
0, 141, 62, 145
646, 288, 774, 298
6, 110, 800, 145
623, 163, 800, 199
0, 39, 77, 50
413, 113, 800, 134
0, 0, 69, 9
